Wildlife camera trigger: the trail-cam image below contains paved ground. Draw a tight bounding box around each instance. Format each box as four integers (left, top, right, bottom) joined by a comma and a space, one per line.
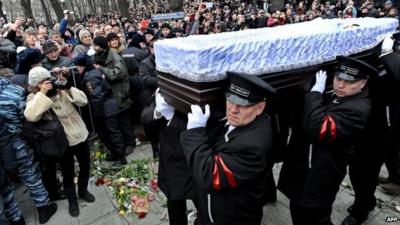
14, 143, 400, 225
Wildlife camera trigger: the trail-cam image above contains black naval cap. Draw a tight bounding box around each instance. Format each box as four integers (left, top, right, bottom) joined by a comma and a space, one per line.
336, 56, 378, 81
225, 71, 276, 106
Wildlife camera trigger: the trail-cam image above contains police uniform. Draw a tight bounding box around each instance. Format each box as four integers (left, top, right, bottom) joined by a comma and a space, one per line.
180, 72, 276, 225
278, 56, 376, 225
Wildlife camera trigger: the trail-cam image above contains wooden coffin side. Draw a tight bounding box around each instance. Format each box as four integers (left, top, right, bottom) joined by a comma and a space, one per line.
158, 44, 383, 113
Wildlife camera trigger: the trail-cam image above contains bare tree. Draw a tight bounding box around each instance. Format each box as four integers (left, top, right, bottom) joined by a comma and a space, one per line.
0, 1, 7, 22
117, 0, 129, 17
111, 0, 118, 12
48, 0, 63, 21
39, 0, 52, 26
20, 0, 34, 19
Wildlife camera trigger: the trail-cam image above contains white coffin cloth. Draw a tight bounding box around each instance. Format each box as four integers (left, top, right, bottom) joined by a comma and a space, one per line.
155, 17, 398, 82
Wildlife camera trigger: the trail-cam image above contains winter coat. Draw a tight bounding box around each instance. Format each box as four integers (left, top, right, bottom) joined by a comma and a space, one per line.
0, 77, 26, 135
81, 68, 119, 118
121, 46, 149, 76
180, 114, 274, 225
59, 19, 79, 46
100, 49, 131, 110
24, 87, 89, 146
141, 104, 196, 200
278, 90, 371, 207
42, 56, 74, 71
10, 73, 29, 90
139, 54, 157, 90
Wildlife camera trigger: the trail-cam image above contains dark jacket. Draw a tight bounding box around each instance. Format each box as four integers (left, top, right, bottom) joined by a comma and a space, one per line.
121, 46, 149, 76
42, 56, 74, 71
278, 90, 371, 207
100, 49, 131, 110
141, 104, 196, 200
81, 68, 119, 118
139, 54, 157, 90
381, 52, 400, 83
180, 114, 274, 225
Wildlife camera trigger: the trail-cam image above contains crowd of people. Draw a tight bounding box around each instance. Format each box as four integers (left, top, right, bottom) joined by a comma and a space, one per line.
0, 0, 399, 224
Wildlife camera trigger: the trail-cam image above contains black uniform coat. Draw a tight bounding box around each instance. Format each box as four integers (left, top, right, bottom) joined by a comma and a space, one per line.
278, 89, 371, 207
180, 113, 274, 225
141, 103, 196, 200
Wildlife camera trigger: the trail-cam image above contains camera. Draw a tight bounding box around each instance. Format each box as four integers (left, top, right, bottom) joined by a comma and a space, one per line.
48, 76, 68, 90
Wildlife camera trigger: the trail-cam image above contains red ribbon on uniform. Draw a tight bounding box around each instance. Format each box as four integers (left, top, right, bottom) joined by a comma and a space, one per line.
319, 115, 337, 142
212, 155, 237, 191
212, 157, 221, 191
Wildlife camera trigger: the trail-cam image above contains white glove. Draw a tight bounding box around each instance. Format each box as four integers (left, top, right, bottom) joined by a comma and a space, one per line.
311, 70, 327, 94
381, 36, 394, 56
187, 104, 210, 130
155, 89, 175, 121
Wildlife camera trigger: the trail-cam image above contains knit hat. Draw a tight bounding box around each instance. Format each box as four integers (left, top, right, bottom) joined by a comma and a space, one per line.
42, 41, 58, 54
160, 23, 171, 30
93, 36, 109, 49
79, 29, 91, 42
28, 66, 51, 86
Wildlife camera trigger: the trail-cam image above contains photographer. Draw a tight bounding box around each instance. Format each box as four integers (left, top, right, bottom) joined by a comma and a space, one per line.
24, 67, 95, 218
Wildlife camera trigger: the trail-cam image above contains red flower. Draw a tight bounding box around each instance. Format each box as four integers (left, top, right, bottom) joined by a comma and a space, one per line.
150, 179, 158, 191
137, 212, 147, 219
95, 178, 105, 186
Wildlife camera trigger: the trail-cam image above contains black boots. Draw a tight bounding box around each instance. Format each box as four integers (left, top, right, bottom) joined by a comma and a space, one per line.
10, 217, 25, 225
37, 203, 57, 224
78, 178, 95, 203
64, 187, 79, 217
64, 179, 96, 217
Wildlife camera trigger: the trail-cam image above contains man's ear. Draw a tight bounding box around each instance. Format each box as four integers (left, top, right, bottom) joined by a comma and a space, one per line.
256, 101, 266, 115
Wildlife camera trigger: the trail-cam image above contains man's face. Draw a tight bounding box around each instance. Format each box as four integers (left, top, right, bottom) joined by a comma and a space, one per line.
161, 28, 170, 37
333, 75, 367, 98
104, 25, 113, 35
81, 33, 92, 45
46, 49, 59, 61
145, 34, 153, 43
226, 100, 266, 127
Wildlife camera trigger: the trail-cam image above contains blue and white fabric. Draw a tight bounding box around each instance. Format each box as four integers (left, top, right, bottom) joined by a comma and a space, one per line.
155, 17, 398, 82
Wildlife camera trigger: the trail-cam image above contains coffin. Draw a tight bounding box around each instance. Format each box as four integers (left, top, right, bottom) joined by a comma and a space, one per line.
154, 17, 398, 113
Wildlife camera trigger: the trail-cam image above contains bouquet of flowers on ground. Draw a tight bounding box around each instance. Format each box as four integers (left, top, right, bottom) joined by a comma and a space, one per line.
90, 141, 165, 222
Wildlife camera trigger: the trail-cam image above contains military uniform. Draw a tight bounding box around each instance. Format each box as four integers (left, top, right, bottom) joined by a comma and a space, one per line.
180, 72, 276, 225
278, 56, 376, 225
